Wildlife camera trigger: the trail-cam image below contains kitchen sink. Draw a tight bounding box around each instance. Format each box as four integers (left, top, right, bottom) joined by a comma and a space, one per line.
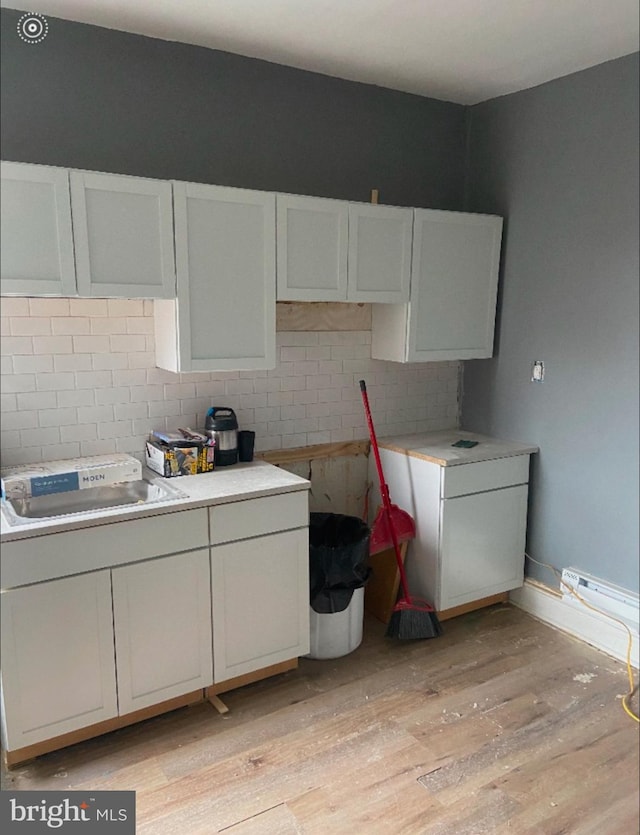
1, 477, 186, 526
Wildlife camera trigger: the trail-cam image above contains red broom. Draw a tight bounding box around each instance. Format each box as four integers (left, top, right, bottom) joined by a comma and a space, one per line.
359, 380, 442, 640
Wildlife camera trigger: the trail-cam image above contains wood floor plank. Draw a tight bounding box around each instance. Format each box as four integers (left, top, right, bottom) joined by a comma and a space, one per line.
2, 605, 637, 835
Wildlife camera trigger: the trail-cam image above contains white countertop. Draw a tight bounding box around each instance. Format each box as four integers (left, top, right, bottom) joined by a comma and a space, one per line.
0, 460, 310, 542
378, 430, 538, 466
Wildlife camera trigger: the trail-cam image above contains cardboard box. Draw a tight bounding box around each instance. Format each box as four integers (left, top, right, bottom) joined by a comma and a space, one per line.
1, 454, 142, 500
145, 437, 215, 478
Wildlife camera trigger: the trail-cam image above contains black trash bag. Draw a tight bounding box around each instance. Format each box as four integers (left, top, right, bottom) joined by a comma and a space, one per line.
309, 512, 371, 614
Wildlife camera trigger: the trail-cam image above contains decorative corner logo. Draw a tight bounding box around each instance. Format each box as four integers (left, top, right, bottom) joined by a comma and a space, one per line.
17, 12, 49, 44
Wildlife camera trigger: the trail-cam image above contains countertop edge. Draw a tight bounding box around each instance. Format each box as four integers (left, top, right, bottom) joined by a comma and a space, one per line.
1, 463, 311, 543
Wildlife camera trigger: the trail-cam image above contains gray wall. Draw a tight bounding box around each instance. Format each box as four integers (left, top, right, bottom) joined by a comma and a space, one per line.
0, 7, 465, 209
462, 53, 639, 591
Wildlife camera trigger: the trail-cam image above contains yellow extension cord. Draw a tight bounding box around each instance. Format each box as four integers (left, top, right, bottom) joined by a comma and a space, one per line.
525, 553, 639, 724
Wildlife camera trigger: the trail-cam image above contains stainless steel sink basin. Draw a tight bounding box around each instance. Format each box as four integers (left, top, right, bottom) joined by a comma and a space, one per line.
1, 477, 186, 525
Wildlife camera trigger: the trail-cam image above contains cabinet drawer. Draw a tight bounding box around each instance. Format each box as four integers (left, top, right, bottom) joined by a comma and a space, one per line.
209, 490, 308, 545
1, 508, 209, 589
441, 455, 530, 499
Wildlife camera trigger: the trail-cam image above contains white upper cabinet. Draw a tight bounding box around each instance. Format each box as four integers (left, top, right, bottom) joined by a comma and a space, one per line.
372, 210, 503, 362
276, 196, 412, 303
276, 194, 348, 301
70, 171, 176, 298
155, 182, 276, 372
0, 161, 77, 296
347, 203, 412, 302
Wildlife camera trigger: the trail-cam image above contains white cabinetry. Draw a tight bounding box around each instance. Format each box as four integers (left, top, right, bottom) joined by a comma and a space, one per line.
155, 182, 276, 371
372, 210, 503, 362
347, 202, 412, 302
209, 491, 310, 682
70, 171, 176, 298
0, 571, 118, 751
372, 443, 531, 613
112, 549, 213, 714
276, 194, 411, 303
276, 194, 348, 301
0, 161, 76, 296
0, 476, 310, 764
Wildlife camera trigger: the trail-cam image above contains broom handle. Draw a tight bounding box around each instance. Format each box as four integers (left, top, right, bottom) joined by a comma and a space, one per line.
359, 380, 412, 602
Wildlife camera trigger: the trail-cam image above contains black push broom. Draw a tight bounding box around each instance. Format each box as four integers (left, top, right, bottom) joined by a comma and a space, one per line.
359, 380, 442, 640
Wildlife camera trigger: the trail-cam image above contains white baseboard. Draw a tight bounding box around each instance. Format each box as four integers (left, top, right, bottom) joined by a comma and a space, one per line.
509, 579, 639, 669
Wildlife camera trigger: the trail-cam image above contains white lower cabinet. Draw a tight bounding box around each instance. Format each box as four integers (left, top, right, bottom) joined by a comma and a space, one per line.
0, 570, 118, 751
373, 448, 531, 612
0, 484, 311, 763
112, 549, 213, 714
211, 528, 310, 682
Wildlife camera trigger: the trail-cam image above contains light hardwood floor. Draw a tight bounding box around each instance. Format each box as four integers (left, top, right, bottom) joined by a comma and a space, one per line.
2, 604, 639, 834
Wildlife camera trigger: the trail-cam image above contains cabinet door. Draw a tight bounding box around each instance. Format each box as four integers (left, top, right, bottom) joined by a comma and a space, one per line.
159, 182, 276, 372
408, 210, 502, 361
70, 171, 176, 299
211, 528, 310, 682
0, 571, 117, 751
112, 549, 213, 714
347, 203, 412, 302
276, 194, 348, 301
0, 161, 76, 296
439, 484, 528, 610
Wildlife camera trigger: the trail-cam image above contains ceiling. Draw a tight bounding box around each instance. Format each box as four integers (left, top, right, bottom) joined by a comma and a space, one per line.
3, 0, 639, 104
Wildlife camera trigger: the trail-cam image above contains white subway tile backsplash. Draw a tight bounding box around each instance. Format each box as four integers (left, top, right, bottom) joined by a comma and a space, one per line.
108, 299, 144, 317
2, 336, 34, 355
51, 317, 91, 335
35, 372, 75, 391
97, 420, 134, 439
20, 427, 61, 447
1, 430, 21, 448
1, 374, 36, 393
17, 391, 56, 411
73, 334, 111, 354
80, 440, 117, 457
114, 402, 149, 420
28, 298, 70, 317
56, 389, 95, 408
2, 410, 37, 430
13, 355, 54, 374
77, 405, 116, 424
92, 352, 129, 371
90, 317, 127, 335
69, 299, 108, 317
33, 335, 73, 355
60, 423, 97, 442
40, 442, 81, 459
110, 334, 146, 353
3, 298, 30, 316
1, 300, 459, 466
75, 370, 113, 390
54, 354, 93, 372
113, 369, 147, 387
130, 384, 164, 402
95, 387, 131, 405
38, 407, 77, 427
127, 352, 156, 369
10, 317, 52, 336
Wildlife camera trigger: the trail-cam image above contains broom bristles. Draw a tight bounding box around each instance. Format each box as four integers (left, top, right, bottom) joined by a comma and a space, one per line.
385, 598, 443, 640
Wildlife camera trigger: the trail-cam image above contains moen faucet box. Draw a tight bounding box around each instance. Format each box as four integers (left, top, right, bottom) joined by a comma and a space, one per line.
0, 454, 142, 500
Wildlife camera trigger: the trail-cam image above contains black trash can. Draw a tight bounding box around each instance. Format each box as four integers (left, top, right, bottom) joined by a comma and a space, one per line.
307, 512, 371, 659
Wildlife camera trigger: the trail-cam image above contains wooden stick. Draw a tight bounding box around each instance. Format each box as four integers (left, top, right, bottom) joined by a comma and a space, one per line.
370, 189, 379, 204
208, 693, 230, 715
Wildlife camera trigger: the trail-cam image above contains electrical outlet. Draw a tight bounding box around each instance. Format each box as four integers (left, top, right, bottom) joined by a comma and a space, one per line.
531, 360, 545, 382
